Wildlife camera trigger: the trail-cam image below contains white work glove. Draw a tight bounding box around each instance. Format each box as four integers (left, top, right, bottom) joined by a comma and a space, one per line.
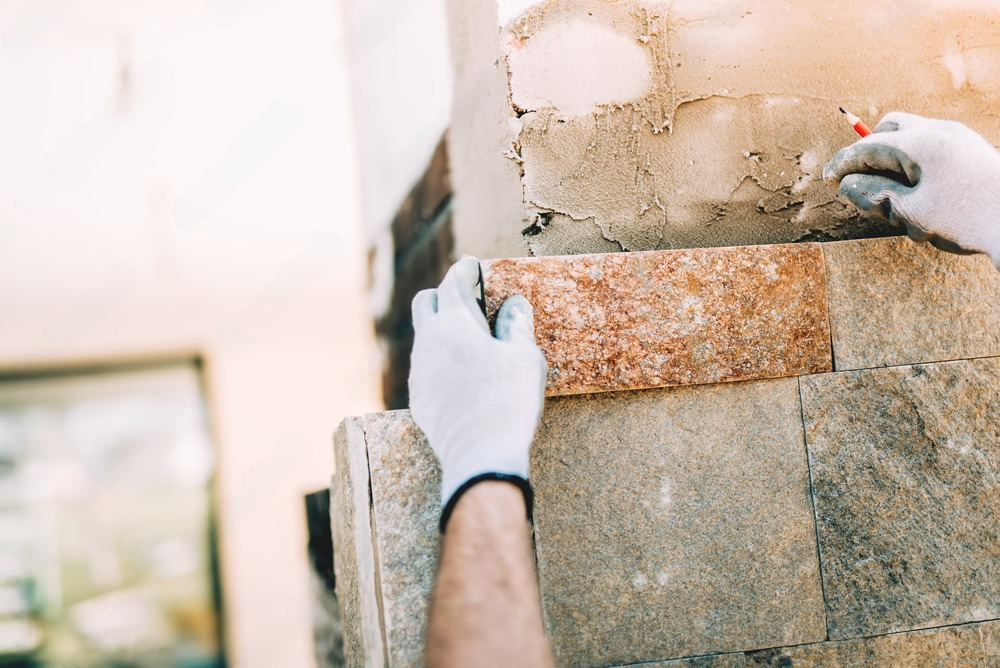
409, 256, 547, 528
823, 112, 1000, 268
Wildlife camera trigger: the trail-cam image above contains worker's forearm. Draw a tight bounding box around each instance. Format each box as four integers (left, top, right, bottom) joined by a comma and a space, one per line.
426, 482, 554, 668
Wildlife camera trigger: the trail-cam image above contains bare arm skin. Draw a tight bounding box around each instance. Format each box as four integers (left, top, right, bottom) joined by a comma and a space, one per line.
426, 482, 554, 668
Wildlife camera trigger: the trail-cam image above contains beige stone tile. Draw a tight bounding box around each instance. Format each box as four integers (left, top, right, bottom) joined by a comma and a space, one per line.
362, 411, 441, 667
484, 243, 832, 397
532, 378, 826, 666
822, 236, 1000, 371
800, 357, 1000, 640
331, 418, 386, 667
746, 622, 986, 667
982, 620, 1000, 668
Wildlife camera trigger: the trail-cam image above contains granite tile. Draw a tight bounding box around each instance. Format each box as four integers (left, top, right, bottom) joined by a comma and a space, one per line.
982, 620, 1000, 668
363, 411, 441, 667
822, 236, 1000, 371
746, 621, 986, 667
532, 378, 826, 667
800, 357, 1000, 639
331, 418, 386, 667
617, 653, 746, 667
483, 243, 832, 397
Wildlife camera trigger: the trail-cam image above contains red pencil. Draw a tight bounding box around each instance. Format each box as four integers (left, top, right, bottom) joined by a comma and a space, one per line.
839, 107, 872, 137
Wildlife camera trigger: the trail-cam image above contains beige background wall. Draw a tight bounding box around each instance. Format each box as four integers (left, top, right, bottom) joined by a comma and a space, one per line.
0, 1, 380, 665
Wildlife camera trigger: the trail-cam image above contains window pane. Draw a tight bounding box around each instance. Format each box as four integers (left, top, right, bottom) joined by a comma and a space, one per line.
0, 363, 223, 667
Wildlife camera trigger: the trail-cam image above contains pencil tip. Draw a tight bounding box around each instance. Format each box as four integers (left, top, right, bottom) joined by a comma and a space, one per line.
839, 106, 847, 114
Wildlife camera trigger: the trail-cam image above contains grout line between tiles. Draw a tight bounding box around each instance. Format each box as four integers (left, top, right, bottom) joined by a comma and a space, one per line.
797, 352, 1000, 380
741, 615, 1000, 657
797, 376, 831, 641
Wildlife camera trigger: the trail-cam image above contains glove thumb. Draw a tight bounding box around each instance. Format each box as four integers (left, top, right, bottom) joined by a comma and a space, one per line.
839, 173, 927, 239
494, 295, 537, 346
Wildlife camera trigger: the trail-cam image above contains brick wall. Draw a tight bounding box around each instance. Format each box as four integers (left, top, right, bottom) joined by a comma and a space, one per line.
374, 136, 454, 409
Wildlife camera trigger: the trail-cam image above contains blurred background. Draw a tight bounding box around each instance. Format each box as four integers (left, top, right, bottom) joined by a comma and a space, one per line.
0, 0, 453, 665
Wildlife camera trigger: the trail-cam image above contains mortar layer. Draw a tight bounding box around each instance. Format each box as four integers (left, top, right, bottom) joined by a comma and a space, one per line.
495, 0, 1000, 255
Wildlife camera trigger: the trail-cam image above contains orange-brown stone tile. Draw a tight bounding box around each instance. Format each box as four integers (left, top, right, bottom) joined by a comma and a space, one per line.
483, 244, 832, 396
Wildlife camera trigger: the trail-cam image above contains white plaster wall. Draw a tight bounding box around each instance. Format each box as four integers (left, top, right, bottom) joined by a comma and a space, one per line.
339, 0, 454, 314
0, 1, 381, 666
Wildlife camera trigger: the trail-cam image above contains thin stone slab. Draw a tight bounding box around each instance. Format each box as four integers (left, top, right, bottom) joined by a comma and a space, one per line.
746, 620, 994, 667
363, 411, 441, 667
800, 357, 1000, 639
331, 418, 386, 667
532, 378, 826, 666
823, 236, 1000, 371
483, 243, 832, 396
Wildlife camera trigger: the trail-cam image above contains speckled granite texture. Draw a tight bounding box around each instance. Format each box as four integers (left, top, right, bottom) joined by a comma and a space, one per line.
746, 620, 999, 667
331, 238, 1000, 668
484, 243, 832, 396
532, 379, 825, 666
800, 357, 1000, 640
823, 236, 1000, 371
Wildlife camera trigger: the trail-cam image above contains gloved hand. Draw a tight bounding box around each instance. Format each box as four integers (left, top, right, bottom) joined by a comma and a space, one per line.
409, 256, 547, 526
823, 111, 1000, 268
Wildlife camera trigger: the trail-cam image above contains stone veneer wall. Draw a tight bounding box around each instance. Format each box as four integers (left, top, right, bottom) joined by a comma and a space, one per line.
332, 236, 999, 667
373, 136, 455, 409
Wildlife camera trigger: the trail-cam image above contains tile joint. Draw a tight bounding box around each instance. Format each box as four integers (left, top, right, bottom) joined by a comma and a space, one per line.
796, 376, 831, 642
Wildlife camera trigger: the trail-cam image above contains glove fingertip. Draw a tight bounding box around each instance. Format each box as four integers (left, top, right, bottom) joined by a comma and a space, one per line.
495, 295, 536, 342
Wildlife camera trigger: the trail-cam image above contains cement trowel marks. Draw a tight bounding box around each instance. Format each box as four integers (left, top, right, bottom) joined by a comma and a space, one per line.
484, 242, 832, 396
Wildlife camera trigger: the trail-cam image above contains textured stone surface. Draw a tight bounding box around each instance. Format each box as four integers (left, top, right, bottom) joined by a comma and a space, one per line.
331, 418, 386, 667
984, 620, 1000, 668
800, 357, 1000, 639
617, 653, 746, 668
363, 411, 441, 667
484, 243, 832, 396
532, 378, 826, 666
746, 621, 991, 667
823, 236, 1000, 371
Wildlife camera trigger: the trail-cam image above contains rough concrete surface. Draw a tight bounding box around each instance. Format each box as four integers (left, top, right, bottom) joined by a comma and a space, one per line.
746, 620, 996, 667
363, 412, 441, 667
531, 378, 826, 666
447, 0, 1000, 258
484, 243, 832, 396
331, 418, 386, 667
823, 236, 1000, 371
800, 358, 1000, 640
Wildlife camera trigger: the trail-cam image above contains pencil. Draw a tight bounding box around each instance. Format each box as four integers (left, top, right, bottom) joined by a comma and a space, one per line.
839, 107, 872, 137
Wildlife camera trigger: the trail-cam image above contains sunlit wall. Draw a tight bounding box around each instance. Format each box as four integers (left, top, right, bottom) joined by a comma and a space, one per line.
0, 1, 381, 665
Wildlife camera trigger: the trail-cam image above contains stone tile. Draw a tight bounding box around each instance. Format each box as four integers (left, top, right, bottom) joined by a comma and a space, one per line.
363, 411, 441, 667
532, 378, 826, 666
746, 621, 986, 667
823, 236, 1000, 371
331, 418, 386, 667
982, 620, 1000, 668
800, 357, 1000, 639
483, 243, 832, 397
616, 653, 745, 668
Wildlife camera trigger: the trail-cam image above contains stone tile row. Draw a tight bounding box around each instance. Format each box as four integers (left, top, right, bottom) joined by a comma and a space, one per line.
483, 243, 833, 396
484, 236, 1000, 397
332, 354, 999, 667
624, 619, 1000, 668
